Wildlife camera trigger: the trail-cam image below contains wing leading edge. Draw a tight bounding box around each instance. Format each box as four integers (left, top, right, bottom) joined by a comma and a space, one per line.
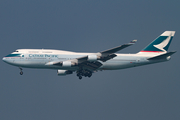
100, 40, 137, 55
98, 40, 137, 62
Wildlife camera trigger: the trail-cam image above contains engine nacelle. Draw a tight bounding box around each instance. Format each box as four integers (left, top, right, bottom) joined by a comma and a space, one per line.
88, 55, 98, 61
57, 70, 73, 76
62, 61, 72, 67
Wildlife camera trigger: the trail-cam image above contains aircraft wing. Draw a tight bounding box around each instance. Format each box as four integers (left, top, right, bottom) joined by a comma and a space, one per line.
100, 40, 137, 55
98, 40, 137, 61
72, 39, 137, 64
52, 56, 102, 71
47, 40, 137, 71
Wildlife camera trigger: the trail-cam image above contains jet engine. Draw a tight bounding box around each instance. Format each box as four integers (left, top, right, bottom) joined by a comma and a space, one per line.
62, 61, 72, 67
61, 61, 76, 67
88, 55, 98, 61
57, 70, 73, 76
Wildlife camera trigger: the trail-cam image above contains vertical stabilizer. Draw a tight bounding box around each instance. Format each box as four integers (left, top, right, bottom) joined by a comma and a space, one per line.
139, 31, 175, 53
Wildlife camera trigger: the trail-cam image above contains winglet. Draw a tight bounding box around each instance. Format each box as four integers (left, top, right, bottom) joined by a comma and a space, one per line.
130, 39, 137, 44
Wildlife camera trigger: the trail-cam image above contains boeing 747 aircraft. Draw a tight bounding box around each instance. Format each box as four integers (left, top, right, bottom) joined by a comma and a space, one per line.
2, 31, 176, 79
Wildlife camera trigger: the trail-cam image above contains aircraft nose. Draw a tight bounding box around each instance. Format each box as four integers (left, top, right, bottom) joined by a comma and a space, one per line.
2, 57, 6, 62
2, 57, 7, 63
2, 57, 12, 64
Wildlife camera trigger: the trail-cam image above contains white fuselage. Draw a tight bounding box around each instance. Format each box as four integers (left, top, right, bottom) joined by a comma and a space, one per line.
2, 31, 175, 79
2, 49, 169, 71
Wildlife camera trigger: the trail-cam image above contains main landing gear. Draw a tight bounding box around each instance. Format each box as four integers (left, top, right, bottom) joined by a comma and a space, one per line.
19, 67, 23, 75
76, 69, 92, 80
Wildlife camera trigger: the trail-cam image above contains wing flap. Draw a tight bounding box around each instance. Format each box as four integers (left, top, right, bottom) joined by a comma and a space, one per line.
80, 61, 103, 70
99, 54, 117, 62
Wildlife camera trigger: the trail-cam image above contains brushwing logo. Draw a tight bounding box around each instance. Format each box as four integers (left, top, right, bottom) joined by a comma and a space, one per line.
153, 34, 172, 52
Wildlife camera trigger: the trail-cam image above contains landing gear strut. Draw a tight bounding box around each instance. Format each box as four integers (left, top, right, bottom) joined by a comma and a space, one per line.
19, 67, 23, 75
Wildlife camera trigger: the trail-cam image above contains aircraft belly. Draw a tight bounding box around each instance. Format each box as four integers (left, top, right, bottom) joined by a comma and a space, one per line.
101, 61, 135, 70
100, 57, 147, 70
13, 60, 46, 68
12, 59, 78, 70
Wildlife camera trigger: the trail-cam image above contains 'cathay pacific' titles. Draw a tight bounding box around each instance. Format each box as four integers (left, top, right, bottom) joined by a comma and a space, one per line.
29, 54, 58, 58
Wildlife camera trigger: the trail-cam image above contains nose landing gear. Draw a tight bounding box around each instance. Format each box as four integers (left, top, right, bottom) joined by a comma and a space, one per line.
19, 67, 23, 75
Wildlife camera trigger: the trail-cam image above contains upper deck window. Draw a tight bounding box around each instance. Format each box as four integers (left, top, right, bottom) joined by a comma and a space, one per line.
29, 51, 39, 53
42, 51, 53, 53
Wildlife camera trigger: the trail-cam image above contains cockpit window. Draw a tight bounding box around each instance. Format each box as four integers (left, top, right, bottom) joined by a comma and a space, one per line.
14, 51, 19, 52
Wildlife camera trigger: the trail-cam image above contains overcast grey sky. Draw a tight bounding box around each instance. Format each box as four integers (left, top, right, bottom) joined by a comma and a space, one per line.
0, 0, 180, 120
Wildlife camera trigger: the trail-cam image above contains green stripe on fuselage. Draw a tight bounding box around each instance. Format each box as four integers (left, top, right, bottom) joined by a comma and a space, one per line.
5, 54, 21, 57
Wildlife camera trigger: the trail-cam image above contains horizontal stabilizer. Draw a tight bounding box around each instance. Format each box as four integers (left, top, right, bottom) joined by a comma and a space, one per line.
147, 51, 176, 60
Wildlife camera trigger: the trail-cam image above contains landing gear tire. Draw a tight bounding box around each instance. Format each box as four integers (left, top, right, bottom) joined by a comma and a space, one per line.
88, 73, 92, 78
19, 67, 23, 75
79, 76, 82, 80
20, 71, 23, 75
